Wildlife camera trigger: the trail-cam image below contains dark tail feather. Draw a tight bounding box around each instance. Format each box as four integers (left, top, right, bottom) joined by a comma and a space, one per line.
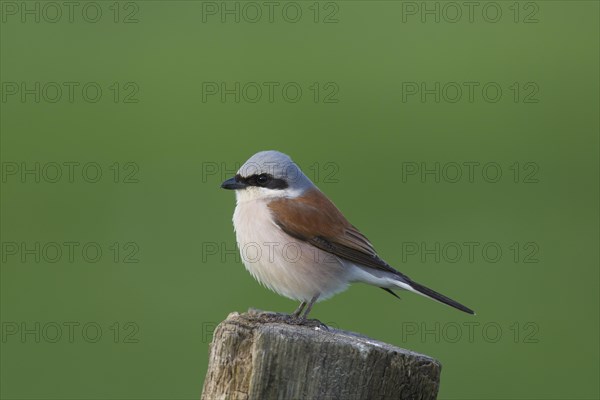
380, 287, 402, 300
408, 280, 475, 315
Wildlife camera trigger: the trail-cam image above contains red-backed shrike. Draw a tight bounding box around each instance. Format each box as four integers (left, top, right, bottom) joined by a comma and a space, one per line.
221, 151, 474, 318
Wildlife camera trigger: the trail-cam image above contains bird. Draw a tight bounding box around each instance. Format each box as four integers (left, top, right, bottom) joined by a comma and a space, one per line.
221, 150, 474, 319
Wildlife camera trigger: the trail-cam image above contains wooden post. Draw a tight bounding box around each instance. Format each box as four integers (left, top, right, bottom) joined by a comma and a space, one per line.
201, 310, 441, 400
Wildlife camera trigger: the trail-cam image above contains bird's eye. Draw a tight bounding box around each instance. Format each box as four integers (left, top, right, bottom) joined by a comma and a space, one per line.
256, 174, 270, 185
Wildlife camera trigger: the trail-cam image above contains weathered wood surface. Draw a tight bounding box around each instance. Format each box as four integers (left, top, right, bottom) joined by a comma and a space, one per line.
201, 309, 441, 400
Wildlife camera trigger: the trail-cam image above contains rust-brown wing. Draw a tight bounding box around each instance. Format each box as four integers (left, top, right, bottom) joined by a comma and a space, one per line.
267, 189, 407, 279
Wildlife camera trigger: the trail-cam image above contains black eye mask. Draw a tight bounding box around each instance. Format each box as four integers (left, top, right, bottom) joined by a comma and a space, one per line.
235, 173, 288, 190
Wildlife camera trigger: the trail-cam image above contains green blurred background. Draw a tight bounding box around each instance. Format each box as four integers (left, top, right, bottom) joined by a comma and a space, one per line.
1, 1, 598, 399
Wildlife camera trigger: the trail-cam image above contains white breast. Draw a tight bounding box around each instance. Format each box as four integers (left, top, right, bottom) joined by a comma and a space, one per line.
232, 198, 351, 302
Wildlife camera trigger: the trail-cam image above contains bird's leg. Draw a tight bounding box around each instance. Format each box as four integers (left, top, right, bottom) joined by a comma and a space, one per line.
301, 294, 319, 319
292, 301, 306, 318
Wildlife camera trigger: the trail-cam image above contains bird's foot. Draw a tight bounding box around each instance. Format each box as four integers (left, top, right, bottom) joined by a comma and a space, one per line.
286, 314, 329, 330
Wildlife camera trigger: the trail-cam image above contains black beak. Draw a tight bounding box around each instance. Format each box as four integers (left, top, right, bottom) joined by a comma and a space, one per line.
221, 176, 247, 190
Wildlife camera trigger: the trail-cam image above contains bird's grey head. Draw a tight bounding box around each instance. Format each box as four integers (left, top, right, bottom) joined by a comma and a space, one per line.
221, 151, 313, 201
